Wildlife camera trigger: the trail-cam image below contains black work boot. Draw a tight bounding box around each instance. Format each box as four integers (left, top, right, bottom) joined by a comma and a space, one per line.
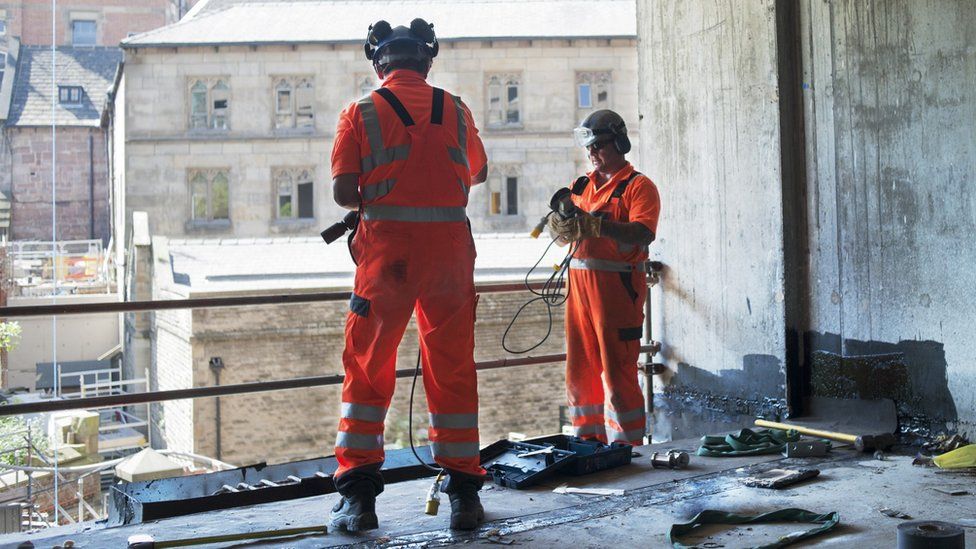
442, 470, 486, 530
330, 465, 383, 532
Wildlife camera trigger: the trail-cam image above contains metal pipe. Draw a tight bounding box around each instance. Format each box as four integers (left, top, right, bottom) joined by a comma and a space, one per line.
0, 282, 550, 318
0, 345, 657, 416
88, 133, 95, 240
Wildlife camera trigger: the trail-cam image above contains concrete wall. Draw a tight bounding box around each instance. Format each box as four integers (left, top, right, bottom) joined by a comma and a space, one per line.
799, 0, 976, 437
122, 39, 638, 238
637, 0, 788, 436
4, 294, 120, 389
637, 0, 975, 440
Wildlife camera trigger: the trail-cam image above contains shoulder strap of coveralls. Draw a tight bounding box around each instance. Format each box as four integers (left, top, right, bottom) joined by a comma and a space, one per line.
570, 171, 643, 199
373, 87, 447, 127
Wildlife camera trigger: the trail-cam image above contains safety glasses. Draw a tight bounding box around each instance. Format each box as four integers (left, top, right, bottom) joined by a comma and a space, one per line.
573, 126, 613, 148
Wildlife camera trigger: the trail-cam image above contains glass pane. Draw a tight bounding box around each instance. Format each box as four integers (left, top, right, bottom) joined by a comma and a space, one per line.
578, 83, 592, 108
211, 114, 227, 130
277, 178, 292, 196
597, 88, 608, 105
507, 85, 518, 102
211, 174, 229, 219
506, 177, 518, 215
490, 191, 501, 215
506, 108, 519, 124
191, 181, 207, 219
297, 182, 314, 219
72, 20, 96, 46
276, 89, 291, 113
278, 195, 293, 218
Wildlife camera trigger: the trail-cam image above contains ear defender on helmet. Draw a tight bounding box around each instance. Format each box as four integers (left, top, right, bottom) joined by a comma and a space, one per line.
611, 121, 631, 155
364, 20, 392, 60
409, 18, 439, 58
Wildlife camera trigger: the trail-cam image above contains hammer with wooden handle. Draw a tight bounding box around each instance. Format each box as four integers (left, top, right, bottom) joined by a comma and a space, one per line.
754, 419, 896, 452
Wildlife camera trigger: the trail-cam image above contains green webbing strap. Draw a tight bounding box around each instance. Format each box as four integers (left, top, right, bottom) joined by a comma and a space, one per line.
696, 428, 800, 457
669, 508, 840, 549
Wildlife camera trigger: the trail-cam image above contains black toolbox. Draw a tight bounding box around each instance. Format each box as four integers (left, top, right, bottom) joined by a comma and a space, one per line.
525, 434, 633, 475
479, 435, 633, 489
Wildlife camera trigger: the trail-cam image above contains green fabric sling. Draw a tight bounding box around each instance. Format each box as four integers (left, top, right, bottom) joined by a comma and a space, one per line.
668, 508, 841, 549
696, 428, 800, 457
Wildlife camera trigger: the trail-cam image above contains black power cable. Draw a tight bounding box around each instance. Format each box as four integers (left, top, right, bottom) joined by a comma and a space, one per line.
502, 213, 579, 354
408, 348, 442, 473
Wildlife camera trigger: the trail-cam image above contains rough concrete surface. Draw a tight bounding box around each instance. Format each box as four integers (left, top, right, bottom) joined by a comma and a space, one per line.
5, 438, 974, 548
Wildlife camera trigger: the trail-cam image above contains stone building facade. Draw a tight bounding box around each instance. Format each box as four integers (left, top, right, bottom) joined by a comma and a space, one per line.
0, 0, 179, 48
118, 0, 641, 466
118, 1, 639, 237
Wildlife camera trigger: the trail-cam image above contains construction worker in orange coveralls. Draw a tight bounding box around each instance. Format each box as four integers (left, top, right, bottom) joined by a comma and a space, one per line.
328, 19, 489, 532
549, 109, 661, 447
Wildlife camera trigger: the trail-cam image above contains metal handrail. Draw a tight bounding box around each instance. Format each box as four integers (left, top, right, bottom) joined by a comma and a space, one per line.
0, 282, 550, 317
0, 345, 657, 416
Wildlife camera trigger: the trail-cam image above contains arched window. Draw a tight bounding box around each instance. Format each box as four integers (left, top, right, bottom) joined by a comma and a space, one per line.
486, 74, 522, 128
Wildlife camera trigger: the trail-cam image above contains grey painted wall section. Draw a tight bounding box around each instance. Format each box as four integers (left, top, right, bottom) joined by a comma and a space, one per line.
800, 0, 976, 436
637, 1, 787, 405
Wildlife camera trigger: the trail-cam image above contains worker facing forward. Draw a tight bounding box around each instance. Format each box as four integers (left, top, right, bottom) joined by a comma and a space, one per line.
548, 109, 661, 446
329, 18, 489, 532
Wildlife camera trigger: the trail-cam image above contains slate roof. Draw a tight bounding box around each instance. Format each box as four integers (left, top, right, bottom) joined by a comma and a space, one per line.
165, 233, 566, 294
7, 46, 122, 127
124, 0, 636, 48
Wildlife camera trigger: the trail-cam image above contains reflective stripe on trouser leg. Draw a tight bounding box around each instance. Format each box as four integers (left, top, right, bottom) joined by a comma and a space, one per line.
416, 239, 483, 476
566, 268, 646, 445
335, 227, 417, 478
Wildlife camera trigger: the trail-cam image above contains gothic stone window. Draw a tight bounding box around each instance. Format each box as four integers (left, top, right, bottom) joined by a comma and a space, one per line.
273, 76, 314, 129
274, 167, 315, 220
487, 168, 520, 216
189, 169, 230, 221
577, 71, 612, 111
189, 78, 230, 130
486, 73, 521, 128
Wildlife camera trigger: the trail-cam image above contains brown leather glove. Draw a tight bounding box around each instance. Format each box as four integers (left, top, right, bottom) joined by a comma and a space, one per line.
547, 213, 602, 242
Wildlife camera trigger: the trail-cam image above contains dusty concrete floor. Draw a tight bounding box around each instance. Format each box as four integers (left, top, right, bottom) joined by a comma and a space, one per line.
3, 438, 974, 548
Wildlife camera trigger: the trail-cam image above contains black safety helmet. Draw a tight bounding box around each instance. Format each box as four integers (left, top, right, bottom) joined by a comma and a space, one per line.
574, 109, 631, 155
364, 18, 439, 70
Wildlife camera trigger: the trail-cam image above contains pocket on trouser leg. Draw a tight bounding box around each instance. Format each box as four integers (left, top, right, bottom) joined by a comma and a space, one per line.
618, 326, 642, 341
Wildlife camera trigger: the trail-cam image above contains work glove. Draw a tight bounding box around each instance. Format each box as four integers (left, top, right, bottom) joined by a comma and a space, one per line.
547, 212, 602, 242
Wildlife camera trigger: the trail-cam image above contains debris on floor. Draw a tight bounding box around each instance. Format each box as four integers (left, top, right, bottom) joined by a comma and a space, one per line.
668, 508, 840, 548
552, 484, 626, 496
932, 486, 970, 496
742, 468, 820, 489
879, 507, 913, 520
923, 434, 969, 454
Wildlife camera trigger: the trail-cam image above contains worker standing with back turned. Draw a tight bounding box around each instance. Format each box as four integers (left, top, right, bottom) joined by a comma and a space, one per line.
549, 110, 661, 446
328, 18, 489, 532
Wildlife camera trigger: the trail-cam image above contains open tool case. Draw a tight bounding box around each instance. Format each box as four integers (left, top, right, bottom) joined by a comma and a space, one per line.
479, 435, 633, 489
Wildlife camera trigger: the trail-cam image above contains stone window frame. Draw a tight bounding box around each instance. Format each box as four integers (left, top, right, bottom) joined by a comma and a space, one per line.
355, 73, 377, 98
188, 77, 231, 131
272, 76, 315, 131
576, 71, 612, 111
485, 73, 523, 130
70, 12, 98, 47
272, 167, 315, 221
486, 165, 521, 216
188, 168, 231, 224
0, 9, 7, 38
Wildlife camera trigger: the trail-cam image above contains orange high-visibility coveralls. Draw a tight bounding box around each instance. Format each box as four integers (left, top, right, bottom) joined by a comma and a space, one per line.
330, 70, 488, 479
565, 163, 660, 445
